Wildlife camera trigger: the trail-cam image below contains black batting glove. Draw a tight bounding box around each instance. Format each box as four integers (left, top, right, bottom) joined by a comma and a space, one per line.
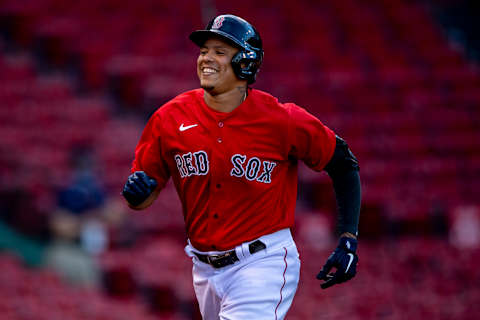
122, 171, 158, 206
317, 236, 358, 289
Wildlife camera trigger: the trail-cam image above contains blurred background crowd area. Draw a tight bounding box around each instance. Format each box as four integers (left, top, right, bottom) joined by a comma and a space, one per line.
0, 0, 479, 319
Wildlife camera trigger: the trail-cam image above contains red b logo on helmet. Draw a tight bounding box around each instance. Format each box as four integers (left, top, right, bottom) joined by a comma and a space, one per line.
212, 16, 225, 29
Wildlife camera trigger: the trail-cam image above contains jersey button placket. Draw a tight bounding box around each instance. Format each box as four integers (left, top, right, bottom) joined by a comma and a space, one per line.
217, 120, 224, 144
214, 120, 224, 189
209, 117, 226, 235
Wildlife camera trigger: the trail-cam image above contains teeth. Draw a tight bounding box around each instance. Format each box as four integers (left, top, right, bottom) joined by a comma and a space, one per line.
202, 67, 217, 73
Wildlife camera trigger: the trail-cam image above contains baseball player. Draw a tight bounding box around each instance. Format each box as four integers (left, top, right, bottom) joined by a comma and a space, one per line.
122, 14, 361, 320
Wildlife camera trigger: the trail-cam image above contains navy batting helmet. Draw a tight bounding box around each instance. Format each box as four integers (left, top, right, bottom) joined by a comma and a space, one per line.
190, 14, 263, 84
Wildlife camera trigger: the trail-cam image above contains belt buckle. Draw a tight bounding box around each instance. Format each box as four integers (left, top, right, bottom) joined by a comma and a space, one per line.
207, 254, 222, 264
207, 254, 225, 268
207, 251, 234, 268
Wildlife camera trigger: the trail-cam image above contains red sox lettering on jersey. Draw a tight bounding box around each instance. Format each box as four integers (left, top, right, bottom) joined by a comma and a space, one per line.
132, 88, 336, 251
230, 154, 277, 183
174, 151, 209, 177
174, 151, 277, 184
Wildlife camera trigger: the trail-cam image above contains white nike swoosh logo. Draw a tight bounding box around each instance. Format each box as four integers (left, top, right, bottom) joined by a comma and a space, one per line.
179, 123, 198, 132
345, 253, 355, 273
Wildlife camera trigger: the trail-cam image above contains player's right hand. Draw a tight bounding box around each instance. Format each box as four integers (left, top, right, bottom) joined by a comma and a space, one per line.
122, 171, 158, 206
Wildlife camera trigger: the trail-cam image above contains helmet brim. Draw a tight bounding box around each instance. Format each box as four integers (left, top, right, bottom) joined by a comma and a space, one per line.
189, 30, 244, 49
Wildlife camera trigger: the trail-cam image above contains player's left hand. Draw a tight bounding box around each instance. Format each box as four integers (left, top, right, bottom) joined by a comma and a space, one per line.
317, 236, 358, 289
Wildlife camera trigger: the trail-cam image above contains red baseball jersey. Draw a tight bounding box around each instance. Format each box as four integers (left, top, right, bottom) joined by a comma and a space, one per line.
132, 88, 336, 251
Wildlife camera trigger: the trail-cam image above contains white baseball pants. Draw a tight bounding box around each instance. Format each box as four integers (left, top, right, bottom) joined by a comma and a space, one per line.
185, 228, 301, 320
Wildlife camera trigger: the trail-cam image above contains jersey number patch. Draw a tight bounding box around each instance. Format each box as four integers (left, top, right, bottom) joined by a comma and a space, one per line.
230, 154, 277, 183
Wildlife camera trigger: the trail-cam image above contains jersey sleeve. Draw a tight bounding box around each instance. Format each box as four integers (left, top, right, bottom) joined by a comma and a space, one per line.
286, 103, 337, 171
131, 112, 170, 189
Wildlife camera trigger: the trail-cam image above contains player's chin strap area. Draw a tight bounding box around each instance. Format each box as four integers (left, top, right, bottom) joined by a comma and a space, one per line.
194, 240, 266, 268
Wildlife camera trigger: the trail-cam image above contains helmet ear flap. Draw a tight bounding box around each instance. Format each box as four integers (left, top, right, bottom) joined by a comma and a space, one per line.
231, 50, 262, 84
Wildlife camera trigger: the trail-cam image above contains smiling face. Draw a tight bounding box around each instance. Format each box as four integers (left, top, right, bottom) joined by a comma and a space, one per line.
197, 37, 245, 95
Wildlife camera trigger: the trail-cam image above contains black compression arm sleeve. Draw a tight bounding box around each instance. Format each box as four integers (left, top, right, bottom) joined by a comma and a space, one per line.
329, 170, 361, 235
324, 136, 361, 236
